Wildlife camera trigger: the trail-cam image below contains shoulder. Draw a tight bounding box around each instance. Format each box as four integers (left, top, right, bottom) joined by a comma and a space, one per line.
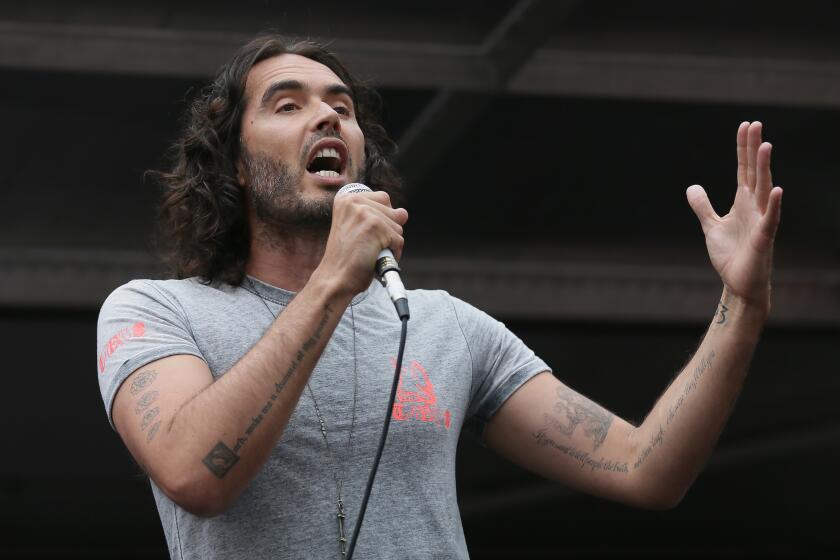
99, 277, 239, 321
103, 277, 232, 306
401, 287, 497, 329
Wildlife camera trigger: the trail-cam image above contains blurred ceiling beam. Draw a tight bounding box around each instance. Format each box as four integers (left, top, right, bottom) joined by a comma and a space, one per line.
2, 20, 840, 110
395, 0, 580, 190
1, 249, 837, 326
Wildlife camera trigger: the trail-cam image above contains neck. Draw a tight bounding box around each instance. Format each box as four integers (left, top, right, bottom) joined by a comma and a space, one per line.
245, 222, 329, 292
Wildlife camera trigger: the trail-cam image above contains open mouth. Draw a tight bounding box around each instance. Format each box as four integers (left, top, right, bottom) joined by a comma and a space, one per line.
305, 141, 347, 179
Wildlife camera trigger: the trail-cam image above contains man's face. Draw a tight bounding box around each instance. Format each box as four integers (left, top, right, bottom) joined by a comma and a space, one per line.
238, 54, 366, 230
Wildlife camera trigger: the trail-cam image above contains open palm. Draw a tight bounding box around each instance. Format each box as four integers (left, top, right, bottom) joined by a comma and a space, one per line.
686, 122, 783, 309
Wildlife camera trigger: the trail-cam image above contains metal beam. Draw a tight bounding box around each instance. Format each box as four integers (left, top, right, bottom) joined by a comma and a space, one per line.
509, 49, 840, 108
1, 249, 837, 326
395, 1, 579, 190
0, 20, 493, 88
3, 20, 840, 109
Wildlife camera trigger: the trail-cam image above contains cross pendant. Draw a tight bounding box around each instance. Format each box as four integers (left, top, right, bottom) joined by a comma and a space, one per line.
337, 499, 347, 557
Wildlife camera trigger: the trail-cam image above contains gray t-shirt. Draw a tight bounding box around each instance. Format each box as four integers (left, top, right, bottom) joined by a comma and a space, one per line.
96, 277, 549, 559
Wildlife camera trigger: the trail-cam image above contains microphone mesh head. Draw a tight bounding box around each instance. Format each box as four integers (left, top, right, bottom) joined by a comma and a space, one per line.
337, 183, 372, 196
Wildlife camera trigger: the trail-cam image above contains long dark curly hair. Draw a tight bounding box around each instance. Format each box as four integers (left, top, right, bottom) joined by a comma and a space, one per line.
151, 34, 403, 285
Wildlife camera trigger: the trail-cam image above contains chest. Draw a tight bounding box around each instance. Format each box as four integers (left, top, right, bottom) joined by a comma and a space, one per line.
189, 301, 474, 455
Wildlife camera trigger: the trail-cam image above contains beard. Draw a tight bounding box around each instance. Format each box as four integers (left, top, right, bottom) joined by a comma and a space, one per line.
241, 138, 363, 235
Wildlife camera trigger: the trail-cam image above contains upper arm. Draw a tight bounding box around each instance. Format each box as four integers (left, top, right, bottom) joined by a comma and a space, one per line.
484, 371, 644, 505
112, 354, 213, 483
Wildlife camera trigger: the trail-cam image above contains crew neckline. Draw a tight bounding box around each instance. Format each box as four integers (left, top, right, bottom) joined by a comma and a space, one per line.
242, 275, 371, 306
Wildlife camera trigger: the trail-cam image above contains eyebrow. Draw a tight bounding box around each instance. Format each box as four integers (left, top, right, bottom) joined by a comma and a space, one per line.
258, 80, 354, 109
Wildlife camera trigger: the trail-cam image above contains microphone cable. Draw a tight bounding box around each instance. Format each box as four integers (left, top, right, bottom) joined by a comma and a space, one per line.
345, 314, 408, 560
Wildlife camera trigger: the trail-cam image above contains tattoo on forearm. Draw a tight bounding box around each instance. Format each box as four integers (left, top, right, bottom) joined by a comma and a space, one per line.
716, 301, 729, 325
533, 429, 628, 474
549, 386, 614, 450
666, 351, 716, 426
130, 370, 157, 395
633, 424, 665, 469
202, 441, 240, 478
201, 305, 334, 479
633, 349, 716, 470
134, 390, 159, 414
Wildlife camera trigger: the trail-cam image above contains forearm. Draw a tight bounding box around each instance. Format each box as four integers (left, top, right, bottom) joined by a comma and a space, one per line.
628, 288, 766, 506
157, 271, 352, 515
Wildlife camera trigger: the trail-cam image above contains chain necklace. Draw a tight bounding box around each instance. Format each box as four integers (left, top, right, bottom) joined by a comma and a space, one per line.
246, 277, 358, 558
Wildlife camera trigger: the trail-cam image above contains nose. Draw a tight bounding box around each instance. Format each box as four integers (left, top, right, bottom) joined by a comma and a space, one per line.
312, 100, 341, 135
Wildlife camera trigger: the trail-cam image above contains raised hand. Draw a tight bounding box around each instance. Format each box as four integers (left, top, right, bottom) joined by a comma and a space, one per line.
686, 121, 783, 312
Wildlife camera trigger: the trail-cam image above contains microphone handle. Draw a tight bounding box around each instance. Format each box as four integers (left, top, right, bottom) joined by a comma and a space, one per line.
376, 249, 409, 320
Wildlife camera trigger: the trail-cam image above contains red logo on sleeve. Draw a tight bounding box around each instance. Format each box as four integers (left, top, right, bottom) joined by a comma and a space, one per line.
391, 360, 451, 429
98, 322, 146, 374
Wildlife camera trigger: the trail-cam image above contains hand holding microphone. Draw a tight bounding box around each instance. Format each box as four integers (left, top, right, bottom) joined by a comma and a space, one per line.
322, 183, 409, 319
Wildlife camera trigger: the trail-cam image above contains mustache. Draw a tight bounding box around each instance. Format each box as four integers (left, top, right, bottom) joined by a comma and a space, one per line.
299, 129, 346, 168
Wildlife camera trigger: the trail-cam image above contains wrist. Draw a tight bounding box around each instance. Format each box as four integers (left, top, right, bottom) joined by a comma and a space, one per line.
307, 264, 356, 305
719, 286, 770, 325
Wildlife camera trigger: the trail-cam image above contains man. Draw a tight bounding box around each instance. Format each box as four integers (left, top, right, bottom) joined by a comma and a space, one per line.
96, 35, 783, 559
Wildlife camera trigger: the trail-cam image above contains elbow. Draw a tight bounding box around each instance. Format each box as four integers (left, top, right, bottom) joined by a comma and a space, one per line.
640, 487, 686, 511
627, 473, 689, 511
157, 470, 234, 518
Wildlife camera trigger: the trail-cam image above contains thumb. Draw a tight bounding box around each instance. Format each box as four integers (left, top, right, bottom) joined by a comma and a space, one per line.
686, 185, 719, 233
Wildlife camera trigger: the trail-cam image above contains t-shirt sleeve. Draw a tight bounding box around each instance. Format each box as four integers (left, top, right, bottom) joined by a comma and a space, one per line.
96, 280, 205, 428
448, 295, 551, 435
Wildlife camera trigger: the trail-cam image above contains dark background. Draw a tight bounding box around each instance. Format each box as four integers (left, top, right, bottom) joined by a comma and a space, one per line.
0, 1, 838, 558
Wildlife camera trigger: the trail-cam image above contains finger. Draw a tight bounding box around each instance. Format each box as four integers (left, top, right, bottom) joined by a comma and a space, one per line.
346, 193, 408, 225
366, 190, 393, 208
366, 199, 409, 226
736, 121, 749, 187
746, 121, 762, 191
372, 217, 404, 258
686, 184, 719, 233
758, 186, 783, 241
755, 142, 773, 213
390, 234, 405, 262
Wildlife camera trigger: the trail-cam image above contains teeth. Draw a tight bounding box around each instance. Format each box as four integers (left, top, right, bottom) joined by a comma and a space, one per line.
316, 170, 340, 178
315, 147, 340, 159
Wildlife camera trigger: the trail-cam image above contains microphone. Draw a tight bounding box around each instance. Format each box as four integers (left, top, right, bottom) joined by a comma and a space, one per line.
336, 183, 410, 320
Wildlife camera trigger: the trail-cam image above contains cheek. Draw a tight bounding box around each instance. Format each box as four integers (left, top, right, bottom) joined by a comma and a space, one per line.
348, 130, 366, 166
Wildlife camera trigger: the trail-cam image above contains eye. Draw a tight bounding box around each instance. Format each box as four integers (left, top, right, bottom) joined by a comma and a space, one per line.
333, 105, 351, 116
277, 102, 298, 113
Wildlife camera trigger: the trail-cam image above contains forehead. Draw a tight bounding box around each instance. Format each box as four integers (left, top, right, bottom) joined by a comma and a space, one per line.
244, 53, 347, 100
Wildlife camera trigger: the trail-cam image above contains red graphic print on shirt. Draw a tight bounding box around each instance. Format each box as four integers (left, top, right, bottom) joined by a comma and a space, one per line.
98, 322, 146, 374
391, 359, 451, 429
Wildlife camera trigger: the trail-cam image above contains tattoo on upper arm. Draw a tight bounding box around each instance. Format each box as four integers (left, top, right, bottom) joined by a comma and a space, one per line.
546, 386, 614, 450
134, 390, 159, 414
200, 304, 334, 479
147, 422, 161, 443
129, 370, 157, 395
532, 428, 628, 474
140, 407, 160, 430
128, 369, 164, 446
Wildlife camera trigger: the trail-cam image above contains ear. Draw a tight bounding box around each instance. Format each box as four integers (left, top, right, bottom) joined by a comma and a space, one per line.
234, 155, 247, 188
